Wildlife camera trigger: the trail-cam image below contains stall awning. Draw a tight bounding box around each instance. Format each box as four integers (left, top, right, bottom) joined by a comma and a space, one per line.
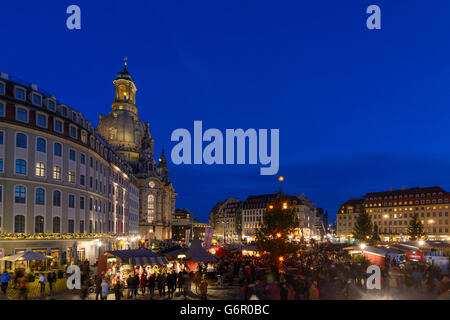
105, 249, 167, 265
131, 256, 168, 265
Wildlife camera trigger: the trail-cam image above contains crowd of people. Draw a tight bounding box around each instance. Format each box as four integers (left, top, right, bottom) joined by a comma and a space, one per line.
1, 244, 448, 300
90, 266, 211, 300
212, 244, 449, 300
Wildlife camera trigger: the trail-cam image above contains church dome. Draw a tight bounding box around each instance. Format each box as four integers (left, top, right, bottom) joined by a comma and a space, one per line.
96, 59, 151, 168
97, 110, 146, 152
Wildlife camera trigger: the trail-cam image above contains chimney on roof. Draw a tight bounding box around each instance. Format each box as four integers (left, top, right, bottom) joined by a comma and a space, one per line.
389, 187, 393, 191
402, 186, 405, 190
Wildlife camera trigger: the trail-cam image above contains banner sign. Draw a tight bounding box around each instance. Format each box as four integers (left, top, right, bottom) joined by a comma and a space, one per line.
185, 229, 191, 245
203, 227, 214, 249
406, 251, 424, 262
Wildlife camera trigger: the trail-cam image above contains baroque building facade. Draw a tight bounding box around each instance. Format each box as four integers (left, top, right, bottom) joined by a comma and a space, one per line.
0, 62, 175, 265
97, 61, 176, 241
0, 71, 140, 264
337, 187, 450, 241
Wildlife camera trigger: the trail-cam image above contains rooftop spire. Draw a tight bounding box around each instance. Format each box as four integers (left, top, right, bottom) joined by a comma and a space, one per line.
116, 58, 133, 81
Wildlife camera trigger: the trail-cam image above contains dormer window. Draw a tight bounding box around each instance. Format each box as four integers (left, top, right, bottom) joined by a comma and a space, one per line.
36, 113, 47, 128
62, 106, 67, 117
0, 101, 4, 117
15, 87, 25, 100
69, 125, 77, 139
32, 93, 42, 106
47, 99, 55, 111
0, 82, 4, 95
16, 107, 28, 122
81, 131, 87, 143
54, 119, 63, 133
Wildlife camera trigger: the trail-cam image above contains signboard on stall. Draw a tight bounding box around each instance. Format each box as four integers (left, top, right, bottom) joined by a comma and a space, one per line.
406, 251, 424, 262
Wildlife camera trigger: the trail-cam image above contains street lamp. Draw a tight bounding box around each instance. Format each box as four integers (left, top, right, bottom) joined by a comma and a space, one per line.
360, 243, 366, 251
418, 240, 425, 247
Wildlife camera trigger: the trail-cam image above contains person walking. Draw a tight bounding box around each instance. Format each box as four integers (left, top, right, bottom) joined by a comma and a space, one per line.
157, 272, 166, 297
115, 281, 123, 300
167, 271, 176, 298
140, 273, 147, 295
147, 273, 155, 300
47, 270, 56, 296
194, 271, 201, 294
101, 278, 110, 300
95, 275, 102, 300
200, 276, 208, 300
0, 271, 10, 296
39, 273, 47, 298
182, 271, 189, 299
309, 281, 319, 300
18, 275, 28, 300
133, 273, 140, 298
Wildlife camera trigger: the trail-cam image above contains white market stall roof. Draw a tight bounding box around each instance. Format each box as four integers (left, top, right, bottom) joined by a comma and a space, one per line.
0, 251, 53, 262
186, 231, 217, 263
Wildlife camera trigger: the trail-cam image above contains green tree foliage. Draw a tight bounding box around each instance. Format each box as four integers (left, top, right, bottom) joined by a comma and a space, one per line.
255, 194, 303, 265
407, 213, 424, 240
371, 223, 381, 242
353, 210, 373, 241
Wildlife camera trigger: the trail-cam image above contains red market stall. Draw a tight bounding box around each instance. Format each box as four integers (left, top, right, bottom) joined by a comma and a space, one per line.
208, 246, 228, 258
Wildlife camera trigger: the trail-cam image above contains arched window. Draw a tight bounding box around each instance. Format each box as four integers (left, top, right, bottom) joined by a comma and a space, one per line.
35, 188, 45, 205
147, 194, 155, 223
35, 162, 45, 177
119, 85, 127, 101
53, 190, 61, 207
16, 133, 27, 148
53, 217, 60, 233
14, 215, 25, 233
35, 216, 44, 233
15, 159, 27, 175
36, 138, 46, 152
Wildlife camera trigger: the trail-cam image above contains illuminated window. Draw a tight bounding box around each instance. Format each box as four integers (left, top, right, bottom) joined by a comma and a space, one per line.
68, 171, 76, 183
53, 166, 61, 180
35, 162, 45, 177
147, 194, 155, 223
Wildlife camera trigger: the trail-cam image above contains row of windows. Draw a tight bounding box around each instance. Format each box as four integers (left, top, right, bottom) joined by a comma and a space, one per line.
367, 198, 449, 207
368, 191, 445, 201
0, 80, 133, 176
13, 215, 108, 234
10, 185, 103, 212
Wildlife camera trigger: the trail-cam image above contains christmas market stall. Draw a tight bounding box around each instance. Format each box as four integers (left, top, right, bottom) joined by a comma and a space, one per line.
0, 251, 54, 272
159, 245, 190, 272
185, 232, 217, 273
97, 249, 168, 285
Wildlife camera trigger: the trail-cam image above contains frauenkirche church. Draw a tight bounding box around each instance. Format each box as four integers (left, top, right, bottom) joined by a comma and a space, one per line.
97, 59, 176, 241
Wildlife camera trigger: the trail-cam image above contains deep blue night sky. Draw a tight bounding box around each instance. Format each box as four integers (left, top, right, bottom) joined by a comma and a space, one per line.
3, 1, 450, 223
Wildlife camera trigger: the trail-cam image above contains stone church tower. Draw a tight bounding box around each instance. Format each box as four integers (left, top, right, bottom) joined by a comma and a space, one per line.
97, 59, 176, 240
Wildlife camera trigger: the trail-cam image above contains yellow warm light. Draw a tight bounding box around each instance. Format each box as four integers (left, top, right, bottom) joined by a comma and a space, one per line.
278, 176, 284, 182
278, 256, 284, 262
269, 205, 274, 209
276, 233, 282, 238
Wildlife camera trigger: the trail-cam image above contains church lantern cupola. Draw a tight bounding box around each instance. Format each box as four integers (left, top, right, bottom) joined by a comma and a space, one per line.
113, 57, 138, 114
